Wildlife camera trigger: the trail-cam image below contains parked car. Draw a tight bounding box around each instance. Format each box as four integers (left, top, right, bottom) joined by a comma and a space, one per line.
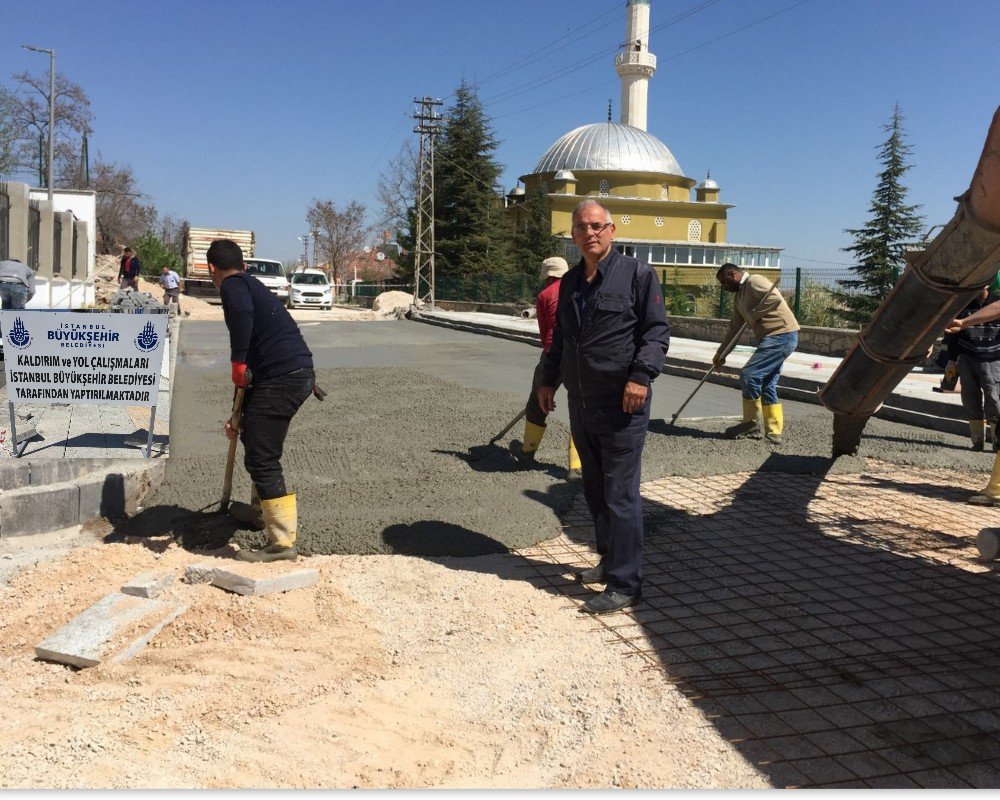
245, 258, 290, 302
288, 270, 333, 310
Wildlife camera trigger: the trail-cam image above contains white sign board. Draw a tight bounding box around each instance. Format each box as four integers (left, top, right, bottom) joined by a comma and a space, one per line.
0, 311, 167, 408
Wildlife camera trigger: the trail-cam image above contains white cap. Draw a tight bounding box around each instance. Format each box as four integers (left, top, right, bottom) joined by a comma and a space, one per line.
540, 256, 569, 281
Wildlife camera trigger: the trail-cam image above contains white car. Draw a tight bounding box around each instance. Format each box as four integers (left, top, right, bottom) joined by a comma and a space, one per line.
245, 258, 290, 301
288, 270, 333, 310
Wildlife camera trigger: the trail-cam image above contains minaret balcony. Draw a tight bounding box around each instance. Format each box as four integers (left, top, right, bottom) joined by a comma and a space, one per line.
615, 51, 656, 75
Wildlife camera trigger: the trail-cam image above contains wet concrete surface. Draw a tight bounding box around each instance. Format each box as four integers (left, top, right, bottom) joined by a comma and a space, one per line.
134, 320, 988, 555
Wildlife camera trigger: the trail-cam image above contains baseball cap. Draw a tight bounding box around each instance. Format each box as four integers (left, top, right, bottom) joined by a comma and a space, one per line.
540, 256, 569, 281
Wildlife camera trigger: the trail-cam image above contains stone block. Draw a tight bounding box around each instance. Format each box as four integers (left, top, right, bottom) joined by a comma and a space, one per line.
210, 567, 319, 596
0, 462, 30, 491
77, 468, 128, 523
35, 591, 186, 668
0, 482, 80, 537
121, 570, 174, 599
182, 563, 217, 584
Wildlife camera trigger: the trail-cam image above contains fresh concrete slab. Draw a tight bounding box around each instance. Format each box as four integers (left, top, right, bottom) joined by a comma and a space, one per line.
34, 591, 186, 668
121, 570, 175, 599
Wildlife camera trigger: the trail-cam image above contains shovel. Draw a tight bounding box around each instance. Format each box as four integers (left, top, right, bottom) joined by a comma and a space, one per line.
489, 408, 526, 446
219, 385, 246, 512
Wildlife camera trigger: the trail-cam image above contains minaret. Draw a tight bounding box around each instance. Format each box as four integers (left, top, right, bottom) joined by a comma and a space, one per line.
615, 0, 657, 131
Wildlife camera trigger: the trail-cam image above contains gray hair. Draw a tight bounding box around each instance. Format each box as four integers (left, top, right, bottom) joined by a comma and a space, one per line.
572, 199, 612, 225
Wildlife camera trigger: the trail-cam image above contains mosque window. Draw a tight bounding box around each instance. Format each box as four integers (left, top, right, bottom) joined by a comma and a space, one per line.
599, 179, 610, 196
687, 220, 702, 242
620, 214, 631, 225
660, 183, 670, 199
653, 217, 664, 227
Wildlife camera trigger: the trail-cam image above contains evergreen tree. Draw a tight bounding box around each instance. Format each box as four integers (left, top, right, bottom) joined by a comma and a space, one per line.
434, 81, 511, 285
834, 104, 924, 328
511, 182, 562, 278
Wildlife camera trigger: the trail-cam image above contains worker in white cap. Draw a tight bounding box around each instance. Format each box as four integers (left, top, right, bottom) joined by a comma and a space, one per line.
509, 256, 582, 480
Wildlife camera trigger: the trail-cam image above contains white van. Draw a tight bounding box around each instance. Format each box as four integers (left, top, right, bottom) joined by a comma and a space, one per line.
245, 258, 290, 302
288, 269, 333, 310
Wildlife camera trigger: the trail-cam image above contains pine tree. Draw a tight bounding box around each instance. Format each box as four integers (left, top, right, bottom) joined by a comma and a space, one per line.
834, 104, 924, 328
434, 81, 511, 286
511, 182, 563, 278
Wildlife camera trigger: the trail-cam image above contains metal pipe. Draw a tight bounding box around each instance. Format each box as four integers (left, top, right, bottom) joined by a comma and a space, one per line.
819, 106, 1000, 455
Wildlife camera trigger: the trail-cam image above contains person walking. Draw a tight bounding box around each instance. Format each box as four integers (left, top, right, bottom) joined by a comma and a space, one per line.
118, 247, 141, 291
159, 265, 184, 315
208, 238, 316, 561
538, 200, 670, 615
509, 255, 582, 480
0, 258, 36, 309
712, 263, 799, 444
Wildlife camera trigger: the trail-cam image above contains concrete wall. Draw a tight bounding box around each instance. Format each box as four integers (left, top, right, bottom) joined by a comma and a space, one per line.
2, 182, 30, 262
669, 315, 859, 357
28, 187, 96, 277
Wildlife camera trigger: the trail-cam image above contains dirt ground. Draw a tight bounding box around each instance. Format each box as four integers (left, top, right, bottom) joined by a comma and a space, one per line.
0, 521, 770, 789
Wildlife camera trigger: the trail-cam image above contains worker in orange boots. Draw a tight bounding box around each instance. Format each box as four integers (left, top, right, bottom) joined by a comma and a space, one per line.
509, 256, 582, 480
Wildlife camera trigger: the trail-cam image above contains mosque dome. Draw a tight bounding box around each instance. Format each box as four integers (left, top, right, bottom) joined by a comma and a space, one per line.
698, 176, 719, 190
531, 122, 685, 178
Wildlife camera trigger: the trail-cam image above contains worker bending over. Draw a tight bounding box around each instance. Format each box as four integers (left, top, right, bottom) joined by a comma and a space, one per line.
509, 256, 582, 480
208, 239, 315, 561
712, 263, 799, 444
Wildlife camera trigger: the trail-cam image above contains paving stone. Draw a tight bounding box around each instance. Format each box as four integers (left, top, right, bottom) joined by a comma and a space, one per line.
121, 570, 175, 599
182, 563, 217, 584
35, 591, 186, 668
210, 567, 319, 596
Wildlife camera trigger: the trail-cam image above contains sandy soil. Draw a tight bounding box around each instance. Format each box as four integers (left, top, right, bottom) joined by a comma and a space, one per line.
0, 520, 769, 789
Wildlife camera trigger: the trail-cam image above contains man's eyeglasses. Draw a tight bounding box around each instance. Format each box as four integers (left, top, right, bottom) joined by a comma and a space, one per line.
572, 221, 613, 234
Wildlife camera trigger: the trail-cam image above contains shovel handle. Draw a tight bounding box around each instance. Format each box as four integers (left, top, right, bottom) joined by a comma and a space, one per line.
220, 386, 245, 509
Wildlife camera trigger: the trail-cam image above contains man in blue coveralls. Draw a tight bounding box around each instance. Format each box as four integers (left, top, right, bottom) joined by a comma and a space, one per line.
538, 200, 670, 615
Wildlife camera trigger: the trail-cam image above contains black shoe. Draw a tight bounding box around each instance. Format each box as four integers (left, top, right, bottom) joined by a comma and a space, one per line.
575, 562, 606, 585
765, 432, 782, 446
508, 440, 537, 465
235, 544, 298, 562
973, 441, 986, 452
579, 589, 642, 615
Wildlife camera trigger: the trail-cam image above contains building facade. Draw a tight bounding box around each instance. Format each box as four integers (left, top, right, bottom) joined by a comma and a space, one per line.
507, 0, 780, 301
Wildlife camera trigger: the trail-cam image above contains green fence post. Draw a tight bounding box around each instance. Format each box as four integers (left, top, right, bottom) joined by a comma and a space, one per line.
794, 267, 802, 319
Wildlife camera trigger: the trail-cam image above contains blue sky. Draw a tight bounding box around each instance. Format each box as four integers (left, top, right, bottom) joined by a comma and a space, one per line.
4, 0, 999, 273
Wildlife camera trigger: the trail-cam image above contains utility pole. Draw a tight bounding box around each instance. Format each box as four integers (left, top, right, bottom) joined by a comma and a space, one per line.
412, 96, 443, 308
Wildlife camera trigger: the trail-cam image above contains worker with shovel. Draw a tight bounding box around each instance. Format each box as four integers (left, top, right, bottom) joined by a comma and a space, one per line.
208, 239, 315, 562
712, 263, 799, 444
508, 256, 583, 480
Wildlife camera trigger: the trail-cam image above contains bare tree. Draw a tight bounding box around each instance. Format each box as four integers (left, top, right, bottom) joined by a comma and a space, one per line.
91, 157, 157, 254
8, 70, 92, 186
375, 140, 416, 236
0, 87, 19, 176
306, 199, 370, 285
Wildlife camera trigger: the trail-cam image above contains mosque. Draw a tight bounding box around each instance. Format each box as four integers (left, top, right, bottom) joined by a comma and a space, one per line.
507, 0, 780, 302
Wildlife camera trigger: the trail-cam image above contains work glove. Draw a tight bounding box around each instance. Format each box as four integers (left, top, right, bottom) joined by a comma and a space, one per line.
231, 361, 249, 388
712, 354, 726, 368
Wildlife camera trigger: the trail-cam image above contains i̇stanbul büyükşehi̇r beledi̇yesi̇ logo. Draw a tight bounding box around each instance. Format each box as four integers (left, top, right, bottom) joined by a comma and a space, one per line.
6, 316, 31, 349
134, 320, 159, 352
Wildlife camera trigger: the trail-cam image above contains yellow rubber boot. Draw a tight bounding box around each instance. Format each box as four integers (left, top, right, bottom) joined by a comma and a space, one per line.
970, 453, 1000, 506
970, 419, 987, 451
510, 421, 546, 465
567, 436, 582, 482
725, 398, 762, 439
762, 403, 784, 444
237, 493, 298, 561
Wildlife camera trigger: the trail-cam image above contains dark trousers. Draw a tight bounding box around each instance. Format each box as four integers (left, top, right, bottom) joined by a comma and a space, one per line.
524, 354, 561, 427
240, 367, 314, 499
569, 398, 649, 595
